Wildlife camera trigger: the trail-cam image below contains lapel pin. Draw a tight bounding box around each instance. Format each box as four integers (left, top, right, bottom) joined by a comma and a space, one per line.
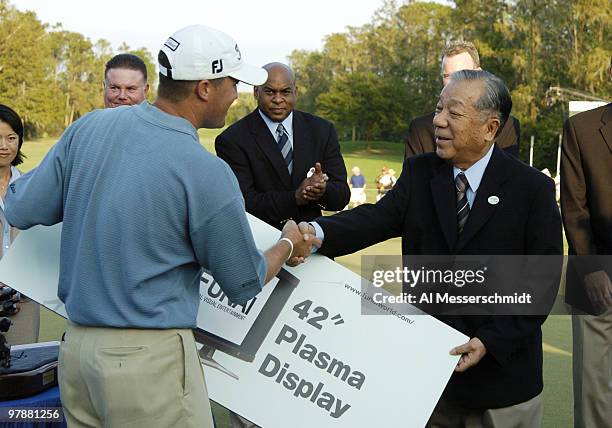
488, 195, 500, 205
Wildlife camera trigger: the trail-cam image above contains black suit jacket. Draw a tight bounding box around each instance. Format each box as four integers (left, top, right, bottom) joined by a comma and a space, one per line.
317, 146, 562, 409
561, 103, 612, 315
405, 111, 521, 158
215, 110, 350, 230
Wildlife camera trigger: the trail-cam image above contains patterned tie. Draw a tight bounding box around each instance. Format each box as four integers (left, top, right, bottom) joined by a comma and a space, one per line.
455, 172, 470, 233
276, 123, 293, 173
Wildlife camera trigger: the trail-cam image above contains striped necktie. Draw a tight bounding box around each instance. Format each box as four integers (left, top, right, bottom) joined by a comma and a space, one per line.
456, 172, 470, 233
276, 123, 293, 173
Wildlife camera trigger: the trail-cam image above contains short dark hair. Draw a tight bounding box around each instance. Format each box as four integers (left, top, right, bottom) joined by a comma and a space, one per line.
0, 104, 26, 166
156, 50, 194, 101
451, 69, 512, 136
157, 73, 197, 102
105, 54, 148, 82
156, 50, 225, 102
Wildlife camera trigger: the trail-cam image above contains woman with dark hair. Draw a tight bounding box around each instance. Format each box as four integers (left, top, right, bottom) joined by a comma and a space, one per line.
0, 104, 40, 345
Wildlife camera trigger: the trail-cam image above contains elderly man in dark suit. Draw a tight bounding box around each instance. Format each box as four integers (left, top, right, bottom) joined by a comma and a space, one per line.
405, 41, 521, 159
561, 56, 612, 428
215, 62, 350, 231
301, 70, 561, 427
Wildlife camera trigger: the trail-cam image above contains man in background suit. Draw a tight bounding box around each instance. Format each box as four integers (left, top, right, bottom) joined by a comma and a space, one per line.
560, 56, 612, 428
302, 70, 561, 427
216, 62, 350, 230
405, 41, 521, 159
215, 62, 349, 428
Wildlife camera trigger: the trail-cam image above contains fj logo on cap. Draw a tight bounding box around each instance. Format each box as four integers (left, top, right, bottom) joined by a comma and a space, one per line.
235, 44, 242, 60
212, 59, 224, 74
164, 37, 180, 52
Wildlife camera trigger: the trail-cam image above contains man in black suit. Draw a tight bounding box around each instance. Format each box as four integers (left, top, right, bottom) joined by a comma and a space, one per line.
301, 70, 561, 427
560, 57, 612, 428
215, 62, 349, 428
405, 41, 520, 159
215, 62, 350, 230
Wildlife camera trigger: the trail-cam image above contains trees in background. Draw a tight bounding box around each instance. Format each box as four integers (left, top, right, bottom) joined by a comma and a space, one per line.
0, 1, 59, 136
0, 0, 157, 138
226, 92, 257, 125
1, 0, 610, 170
290, 0, 612, 169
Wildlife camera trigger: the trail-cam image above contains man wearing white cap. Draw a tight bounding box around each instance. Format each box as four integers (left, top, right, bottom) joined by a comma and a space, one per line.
5, 25, 315, 428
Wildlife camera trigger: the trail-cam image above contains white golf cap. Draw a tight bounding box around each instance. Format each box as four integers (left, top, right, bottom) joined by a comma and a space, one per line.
158, 25, 267, 86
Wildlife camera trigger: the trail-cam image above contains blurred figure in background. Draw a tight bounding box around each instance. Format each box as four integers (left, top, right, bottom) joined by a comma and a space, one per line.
348, 166, 366, 207
375, 166, 397, 201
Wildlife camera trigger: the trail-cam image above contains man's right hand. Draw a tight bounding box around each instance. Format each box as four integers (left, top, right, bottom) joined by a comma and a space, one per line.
280, 221, 319, 265
298, 221, 315, 236
265, 220, 318, 283
286, 222, 318, 267
584, 270, 612, 312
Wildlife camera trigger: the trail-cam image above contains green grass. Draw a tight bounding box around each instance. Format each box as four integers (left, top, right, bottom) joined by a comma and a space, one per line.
20, 137, 59, 172
541, 316, 573, 426
21, 132, 572, 427
38, 307, 67, 343
340, 140, 406, 203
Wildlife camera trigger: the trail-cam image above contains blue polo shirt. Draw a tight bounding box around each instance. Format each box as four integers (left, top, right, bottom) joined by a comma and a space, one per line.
5, 102, 267, 328
350, 174, 366, 188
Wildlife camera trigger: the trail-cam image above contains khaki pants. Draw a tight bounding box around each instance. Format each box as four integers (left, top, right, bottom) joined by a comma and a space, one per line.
572, 308, 612, 428
59, 323, 214, 428
4, 298, 40, 345
427, 394, 542, 428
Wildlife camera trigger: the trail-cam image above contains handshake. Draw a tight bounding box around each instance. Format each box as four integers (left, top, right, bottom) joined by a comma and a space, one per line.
277, 220, 318, 267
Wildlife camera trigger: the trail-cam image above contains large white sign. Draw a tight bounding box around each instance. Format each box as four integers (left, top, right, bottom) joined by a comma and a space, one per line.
0, 216, 467, 427
198, 272, 279, 346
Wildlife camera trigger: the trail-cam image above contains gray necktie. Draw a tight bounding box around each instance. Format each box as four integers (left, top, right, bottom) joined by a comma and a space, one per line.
456, 172, 470, 233
276, 124, 293, 173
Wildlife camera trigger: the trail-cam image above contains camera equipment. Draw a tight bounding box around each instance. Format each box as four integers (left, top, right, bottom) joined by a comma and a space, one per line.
0, 300, 18, 317
0, 335, 9, 368
0, 286, 20, 317
0, 342, 60, 400
0, 317, 11, 332
0, 286, 19, 301
0, 287, 61, 399
0, 317, 11, 368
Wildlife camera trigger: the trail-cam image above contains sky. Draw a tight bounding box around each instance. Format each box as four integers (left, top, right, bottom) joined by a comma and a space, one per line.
11, 0, 388, 69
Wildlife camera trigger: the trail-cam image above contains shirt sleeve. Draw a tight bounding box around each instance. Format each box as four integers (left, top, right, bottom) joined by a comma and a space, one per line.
190, 196, 267, 305
187, 161, 268, 305
310, 222, 325, 243
4, 126, 74, 229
